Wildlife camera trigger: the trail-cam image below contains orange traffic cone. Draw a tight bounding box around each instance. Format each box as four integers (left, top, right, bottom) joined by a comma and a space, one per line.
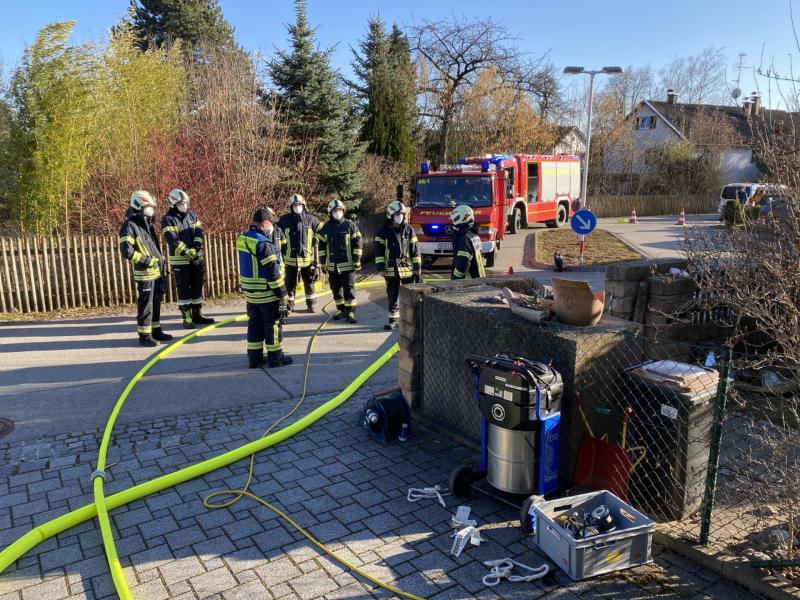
507, 266, 514, 275
676, 208, 686, 225
629, 207, 638, 224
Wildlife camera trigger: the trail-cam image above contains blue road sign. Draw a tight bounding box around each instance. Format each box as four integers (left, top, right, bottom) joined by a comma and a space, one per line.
570, 209, 597, 235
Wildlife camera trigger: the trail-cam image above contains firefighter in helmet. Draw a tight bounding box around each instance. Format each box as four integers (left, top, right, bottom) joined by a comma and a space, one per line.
375, 200, 421, 330
316, 199, 362, 323
119, 191, 173, 346
236, 207, 292, 368
277, 193, 321, 314
161, 189, 215, 328
450, 204, 486, 280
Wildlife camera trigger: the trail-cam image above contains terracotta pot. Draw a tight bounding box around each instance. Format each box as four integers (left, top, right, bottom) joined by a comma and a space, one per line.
551, 277, 605, 326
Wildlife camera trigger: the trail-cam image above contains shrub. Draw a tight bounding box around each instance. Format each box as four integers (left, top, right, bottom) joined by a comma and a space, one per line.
723, 200, 744, 226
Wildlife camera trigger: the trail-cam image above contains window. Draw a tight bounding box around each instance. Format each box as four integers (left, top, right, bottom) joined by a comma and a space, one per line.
635, 116, 657, 130
527, 163, 539, 201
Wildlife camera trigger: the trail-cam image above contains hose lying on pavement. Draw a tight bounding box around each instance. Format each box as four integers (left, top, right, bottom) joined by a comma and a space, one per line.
0, 278, 441, 599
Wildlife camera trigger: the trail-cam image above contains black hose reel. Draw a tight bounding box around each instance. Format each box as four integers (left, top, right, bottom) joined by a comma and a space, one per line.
357, 392, 411, 444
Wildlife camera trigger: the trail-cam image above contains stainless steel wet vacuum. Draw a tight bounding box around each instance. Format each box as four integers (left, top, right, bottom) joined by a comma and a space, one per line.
450, 353, 563, 530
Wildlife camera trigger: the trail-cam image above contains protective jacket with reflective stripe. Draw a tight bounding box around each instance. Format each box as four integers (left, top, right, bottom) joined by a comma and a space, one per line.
317, 219, 362, 273
119, 209, 163, 282
237, 226, 286, 304
278, 212, 320, 267
161, 208, 203, 266
451, 225, 485, 279
374, 221, 421, 278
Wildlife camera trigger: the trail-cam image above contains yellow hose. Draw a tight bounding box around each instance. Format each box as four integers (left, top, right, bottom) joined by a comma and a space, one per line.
0, 277, 447, 597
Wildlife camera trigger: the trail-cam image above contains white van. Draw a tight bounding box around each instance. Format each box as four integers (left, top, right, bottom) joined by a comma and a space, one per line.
717, 183, 758, 213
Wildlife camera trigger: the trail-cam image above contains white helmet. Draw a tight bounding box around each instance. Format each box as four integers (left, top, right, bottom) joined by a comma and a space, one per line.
327, 198, 345, 214
450, 204, 474, 226
289, 193, 306, 207
130, 190, 157, 211
168, 189, 190, 207
385, 200, 409, 219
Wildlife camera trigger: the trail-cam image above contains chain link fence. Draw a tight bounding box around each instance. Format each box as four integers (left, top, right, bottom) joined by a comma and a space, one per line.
417, 284, 800, 584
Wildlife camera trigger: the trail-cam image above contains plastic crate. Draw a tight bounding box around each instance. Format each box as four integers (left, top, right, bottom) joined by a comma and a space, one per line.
533, 490, 654, 580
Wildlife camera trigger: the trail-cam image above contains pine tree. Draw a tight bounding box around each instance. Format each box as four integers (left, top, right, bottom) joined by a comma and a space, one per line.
352, 19, 416, 168
128, 0, 236, 54
269, 0, 362, 201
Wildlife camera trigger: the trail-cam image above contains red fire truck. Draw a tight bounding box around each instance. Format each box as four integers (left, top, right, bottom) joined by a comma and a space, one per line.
409, 154, 582, 267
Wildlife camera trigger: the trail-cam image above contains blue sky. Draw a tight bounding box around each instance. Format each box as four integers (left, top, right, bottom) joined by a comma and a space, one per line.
1, 0, 797, 108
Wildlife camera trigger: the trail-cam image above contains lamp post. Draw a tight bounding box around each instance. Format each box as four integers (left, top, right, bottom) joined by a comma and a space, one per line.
563, 66, 623, 269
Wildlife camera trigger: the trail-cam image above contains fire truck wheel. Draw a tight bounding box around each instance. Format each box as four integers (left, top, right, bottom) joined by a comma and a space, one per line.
555, 203, 568, 228
509, 207, 522, 234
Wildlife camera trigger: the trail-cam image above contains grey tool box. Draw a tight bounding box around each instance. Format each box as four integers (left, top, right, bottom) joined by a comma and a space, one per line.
533, 490, 654, 580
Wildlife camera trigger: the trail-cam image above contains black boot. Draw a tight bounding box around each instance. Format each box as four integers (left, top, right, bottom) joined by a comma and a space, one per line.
152, 328, 173, 342
306, 301, 315, 313
346, 312, 357, 324
332, 309, 345, 321
139, 334, 157, 347
268, 352, 293, 368
193, 305, 215, 325
248, 350, 266, 369
180, 307, 195, 329
383, 318, 399, 331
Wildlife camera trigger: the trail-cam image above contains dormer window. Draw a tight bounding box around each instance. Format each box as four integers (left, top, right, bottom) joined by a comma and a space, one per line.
636, 116, 657, 129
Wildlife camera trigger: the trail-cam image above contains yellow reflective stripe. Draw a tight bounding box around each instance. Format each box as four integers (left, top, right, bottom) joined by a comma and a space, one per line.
411, 236, 419, 244
247, 342, 263, 350
375, 237, 386, 244
375, 257, 385, 264
175, 242, 188, 254
131, 251, 144, 263
412, 257, 422, 264
119, 236, 134, 244
193, 221, 202, 228
193, 237, 203, 244
268, 277, 285, 289
352, 249, 363, 256
453, 269, 465, 278
457, 251, 472, 259
162, 226, 178, 234
260, 255, 276, 265
352, 231, 361, 239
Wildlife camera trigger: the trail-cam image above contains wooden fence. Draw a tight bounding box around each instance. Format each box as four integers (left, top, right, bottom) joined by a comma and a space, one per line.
0, 213, 385, 315
588, 194, 717, 218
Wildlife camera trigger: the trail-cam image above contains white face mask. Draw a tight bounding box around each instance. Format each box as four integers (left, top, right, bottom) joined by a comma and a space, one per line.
292, 204, 303, 215
393, 214, 404, 225
264, 224, 274, 237
332, 210, 344, 221
143, 206, 155, 218
177, 201, 188, 213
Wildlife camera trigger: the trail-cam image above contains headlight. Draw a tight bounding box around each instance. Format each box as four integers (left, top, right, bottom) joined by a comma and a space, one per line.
478, 226, 496, 238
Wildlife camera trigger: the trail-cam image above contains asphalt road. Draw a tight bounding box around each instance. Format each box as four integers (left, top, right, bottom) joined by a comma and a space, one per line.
0, 284, 398, 444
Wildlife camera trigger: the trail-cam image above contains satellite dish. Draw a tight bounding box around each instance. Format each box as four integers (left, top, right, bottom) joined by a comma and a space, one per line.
731, 88, 742, 100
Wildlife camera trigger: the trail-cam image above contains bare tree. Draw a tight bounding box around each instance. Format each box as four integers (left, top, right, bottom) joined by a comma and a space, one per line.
659, 47, 730, 104
409, 16, 552, 163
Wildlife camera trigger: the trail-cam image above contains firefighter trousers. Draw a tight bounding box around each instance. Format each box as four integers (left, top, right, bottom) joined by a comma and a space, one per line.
136, 277, 165, 337
246, 301, 282, 366
286, 265, 316, 306
385, 274, 414, 321
173, 263, 204, 308
328, 269, 356, 315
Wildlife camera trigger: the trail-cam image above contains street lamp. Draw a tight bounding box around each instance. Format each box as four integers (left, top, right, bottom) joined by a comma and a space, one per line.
563, 66, 623, 211
563, 66, 623, 270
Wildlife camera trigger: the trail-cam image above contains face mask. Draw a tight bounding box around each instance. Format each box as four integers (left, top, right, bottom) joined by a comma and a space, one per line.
143, 206, 155, 218
177, 201, 188, 213
393, 214, 404, 225
264, 224, 274, 237
292, 205, 303, 215
332, 210, 344, 221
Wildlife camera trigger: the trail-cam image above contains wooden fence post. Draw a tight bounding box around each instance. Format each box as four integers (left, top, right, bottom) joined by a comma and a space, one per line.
20, 237, 34, 312
0, 239, 9, 313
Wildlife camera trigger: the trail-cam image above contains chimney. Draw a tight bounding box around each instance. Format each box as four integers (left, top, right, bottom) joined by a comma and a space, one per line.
742, 100, 752, 117
751, 92, 762, 116
666, 88, 679, 104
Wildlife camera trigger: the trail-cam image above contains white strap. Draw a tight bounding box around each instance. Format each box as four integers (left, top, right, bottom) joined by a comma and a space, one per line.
406, 485, 449, 508
482, 558, 550, 587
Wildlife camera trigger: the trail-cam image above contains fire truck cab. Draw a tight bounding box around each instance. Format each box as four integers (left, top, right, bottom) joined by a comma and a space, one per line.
409, 154, 581, 268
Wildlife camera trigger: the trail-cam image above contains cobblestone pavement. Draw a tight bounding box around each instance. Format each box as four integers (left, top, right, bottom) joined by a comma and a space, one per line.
0, 364, 762, 600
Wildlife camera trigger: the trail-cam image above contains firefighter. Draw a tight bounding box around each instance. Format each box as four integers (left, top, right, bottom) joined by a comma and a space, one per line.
449, 204, 486, 280
236, 207, 293, 368
277, 194, 320, 314
119, 191, 173, 346
375, 200, 421, 330
161, 189, 215, 329
317, 199, 362, 323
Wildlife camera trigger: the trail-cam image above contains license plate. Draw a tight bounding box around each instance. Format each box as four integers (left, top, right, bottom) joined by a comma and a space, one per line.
436, 242, 452, 252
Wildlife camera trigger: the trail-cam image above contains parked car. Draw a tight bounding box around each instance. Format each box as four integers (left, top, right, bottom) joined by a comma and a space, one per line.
717, 183, 758, 214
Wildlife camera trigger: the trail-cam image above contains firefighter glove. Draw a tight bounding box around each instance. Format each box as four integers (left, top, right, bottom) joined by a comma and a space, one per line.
354, 262, 362, 272
148, 256, 160, 268
186, 248, 197, 261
